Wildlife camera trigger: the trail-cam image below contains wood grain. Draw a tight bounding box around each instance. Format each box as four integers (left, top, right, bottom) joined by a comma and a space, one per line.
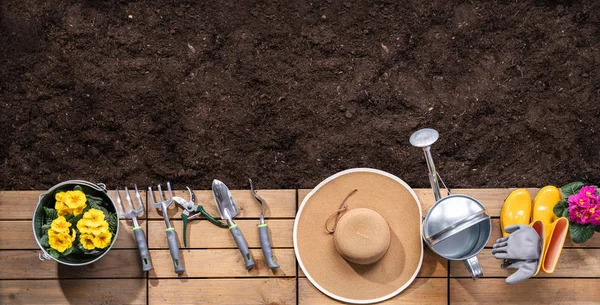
147, 219, 292, 248
147, 189, 296, 219
0, 249, 145, 279
0, 279, 146, 304
0, 190, 146, 220
298, 278, 447, 304
3, 219, 146, 249
149, 249, 295, 278
298, 248, 448, 278
147, 278, 296, 305
450, 278, 600, 305
450, 248, 600, 278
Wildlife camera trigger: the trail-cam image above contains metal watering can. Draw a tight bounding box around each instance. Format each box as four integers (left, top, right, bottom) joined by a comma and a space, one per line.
410, 128, 491, 279
32, 180, 119, 266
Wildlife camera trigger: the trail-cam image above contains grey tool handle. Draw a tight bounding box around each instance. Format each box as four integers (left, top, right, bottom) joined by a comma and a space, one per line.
166, 229, 184, 274
133, 228, 153, 272
259, 225, 279, 269
230, 225, 255, 270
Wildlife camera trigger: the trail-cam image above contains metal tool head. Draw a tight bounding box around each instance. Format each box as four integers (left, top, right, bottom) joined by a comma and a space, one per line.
173, 187, 196, 212
148, 182, 174, 208
248, 178, 266, 223
115, 185, 144, 218
409, 128, 439, 148
212, 179, 239, 221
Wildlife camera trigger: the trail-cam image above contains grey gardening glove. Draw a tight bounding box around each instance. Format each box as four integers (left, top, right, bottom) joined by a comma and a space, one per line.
501, 259, 538, 285
492, 224, 541, 260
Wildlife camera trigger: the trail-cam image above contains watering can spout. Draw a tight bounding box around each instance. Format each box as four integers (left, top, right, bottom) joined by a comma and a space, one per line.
409, 128, 442, 202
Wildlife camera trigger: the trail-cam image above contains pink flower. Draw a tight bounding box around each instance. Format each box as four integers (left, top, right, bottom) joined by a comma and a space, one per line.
568, 186, 600, 225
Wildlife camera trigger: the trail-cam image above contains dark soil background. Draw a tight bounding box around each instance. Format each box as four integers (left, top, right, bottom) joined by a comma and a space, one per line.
1, 0, 599, 190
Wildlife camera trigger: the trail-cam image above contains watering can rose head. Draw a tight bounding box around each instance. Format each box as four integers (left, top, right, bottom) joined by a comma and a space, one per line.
553, 182, 600, 244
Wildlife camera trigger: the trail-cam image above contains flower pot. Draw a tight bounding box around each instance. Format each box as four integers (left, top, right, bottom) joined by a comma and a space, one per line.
32, 180, 120, 266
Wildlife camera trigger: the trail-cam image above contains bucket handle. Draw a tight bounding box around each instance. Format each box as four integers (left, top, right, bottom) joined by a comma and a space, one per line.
38, 252, 52, 261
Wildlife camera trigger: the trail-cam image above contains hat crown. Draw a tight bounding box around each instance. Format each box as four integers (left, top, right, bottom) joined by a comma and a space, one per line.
333, 208, 391, 265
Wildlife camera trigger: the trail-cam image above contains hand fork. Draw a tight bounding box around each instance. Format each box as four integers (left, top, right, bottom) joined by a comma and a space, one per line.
148, 182, 184, 275
115, 186, 153, 272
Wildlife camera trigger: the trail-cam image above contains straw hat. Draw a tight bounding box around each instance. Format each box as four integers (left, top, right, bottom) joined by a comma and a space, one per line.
294, 168, 423, 304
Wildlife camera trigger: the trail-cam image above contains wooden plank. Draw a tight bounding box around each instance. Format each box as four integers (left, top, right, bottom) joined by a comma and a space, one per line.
0, 190, 146, 220
298, 278, 447, 304
149, 249, 295, 278
450, 278, 600, 305
147, 189, 296, 219
148, 278, 295, 305
487, 218, 600, 248
0, 279, 146, 304
0, 249, 145, 279
450, 249, 600, 278
3, 219, 146, 250
147, 219, 292, 249
298, 248, 448, 278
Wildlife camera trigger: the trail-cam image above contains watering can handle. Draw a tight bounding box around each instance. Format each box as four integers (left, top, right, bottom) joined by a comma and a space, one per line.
464, 256, 483, 279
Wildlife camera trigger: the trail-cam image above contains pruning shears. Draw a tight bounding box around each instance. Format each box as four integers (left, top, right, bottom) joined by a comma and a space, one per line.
173, 187, 228, 247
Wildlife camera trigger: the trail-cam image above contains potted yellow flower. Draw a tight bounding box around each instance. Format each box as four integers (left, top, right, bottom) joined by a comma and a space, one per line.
33, 180, 119, 265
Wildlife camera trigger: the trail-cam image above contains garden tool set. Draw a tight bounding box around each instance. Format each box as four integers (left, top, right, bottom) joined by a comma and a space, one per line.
115, 185, 153, 272
172, 187, 227, 247
213, 179, 255, 270
148, 182, 185, 275
496, 186, 569, 284
249, 178, 280, 269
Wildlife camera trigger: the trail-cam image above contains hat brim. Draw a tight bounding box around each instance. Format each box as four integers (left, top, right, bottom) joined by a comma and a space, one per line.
294, 168, 424, 304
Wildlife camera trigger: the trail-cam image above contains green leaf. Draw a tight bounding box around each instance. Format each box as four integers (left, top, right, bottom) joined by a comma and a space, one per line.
41, 223, 52, 234
553, 199, 568, 217
47, 249, 61, 259
593, 225, 600, 233
562, 182, 584, 197
39, 234, 50, 247
74, 185, 83, 191
86, 194, 104, 207
107, 212, 118, 233
569, 222, 595, 244
69, 214, 83, 226
64, 214, 74, 221
43, 207, 58, 222
562, 208, 570, 219
60, 247, 74, 257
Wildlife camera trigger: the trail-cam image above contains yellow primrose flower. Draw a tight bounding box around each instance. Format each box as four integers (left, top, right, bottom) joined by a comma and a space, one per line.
49, 231, 73, 253
55, 191, 66, 203
89, 220, 109, 235
83, 208, 105, 222
72, 205, 85, 216
64, 190, 87, 209
71, 228, 77, 241
77, 218, 92, 234
51, 216, 71, 234
93, 231, 112, 249
80, 234, 95, 250
55, 201, 71, 216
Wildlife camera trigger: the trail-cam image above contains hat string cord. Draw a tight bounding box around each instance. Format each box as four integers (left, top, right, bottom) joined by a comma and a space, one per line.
325, 189, 358, 234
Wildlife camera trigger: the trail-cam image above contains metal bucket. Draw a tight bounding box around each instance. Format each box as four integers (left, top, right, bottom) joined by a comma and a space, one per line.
32, 180, 120, 266
410, 128, 491, 279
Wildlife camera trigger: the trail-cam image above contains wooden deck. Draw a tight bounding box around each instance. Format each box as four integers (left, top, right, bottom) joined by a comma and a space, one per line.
2, 188, 599, 304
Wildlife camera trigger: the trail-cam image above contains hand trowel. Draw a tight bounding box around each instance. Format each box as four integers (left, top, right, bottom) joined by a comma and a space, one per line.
213, 179, 255, 270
